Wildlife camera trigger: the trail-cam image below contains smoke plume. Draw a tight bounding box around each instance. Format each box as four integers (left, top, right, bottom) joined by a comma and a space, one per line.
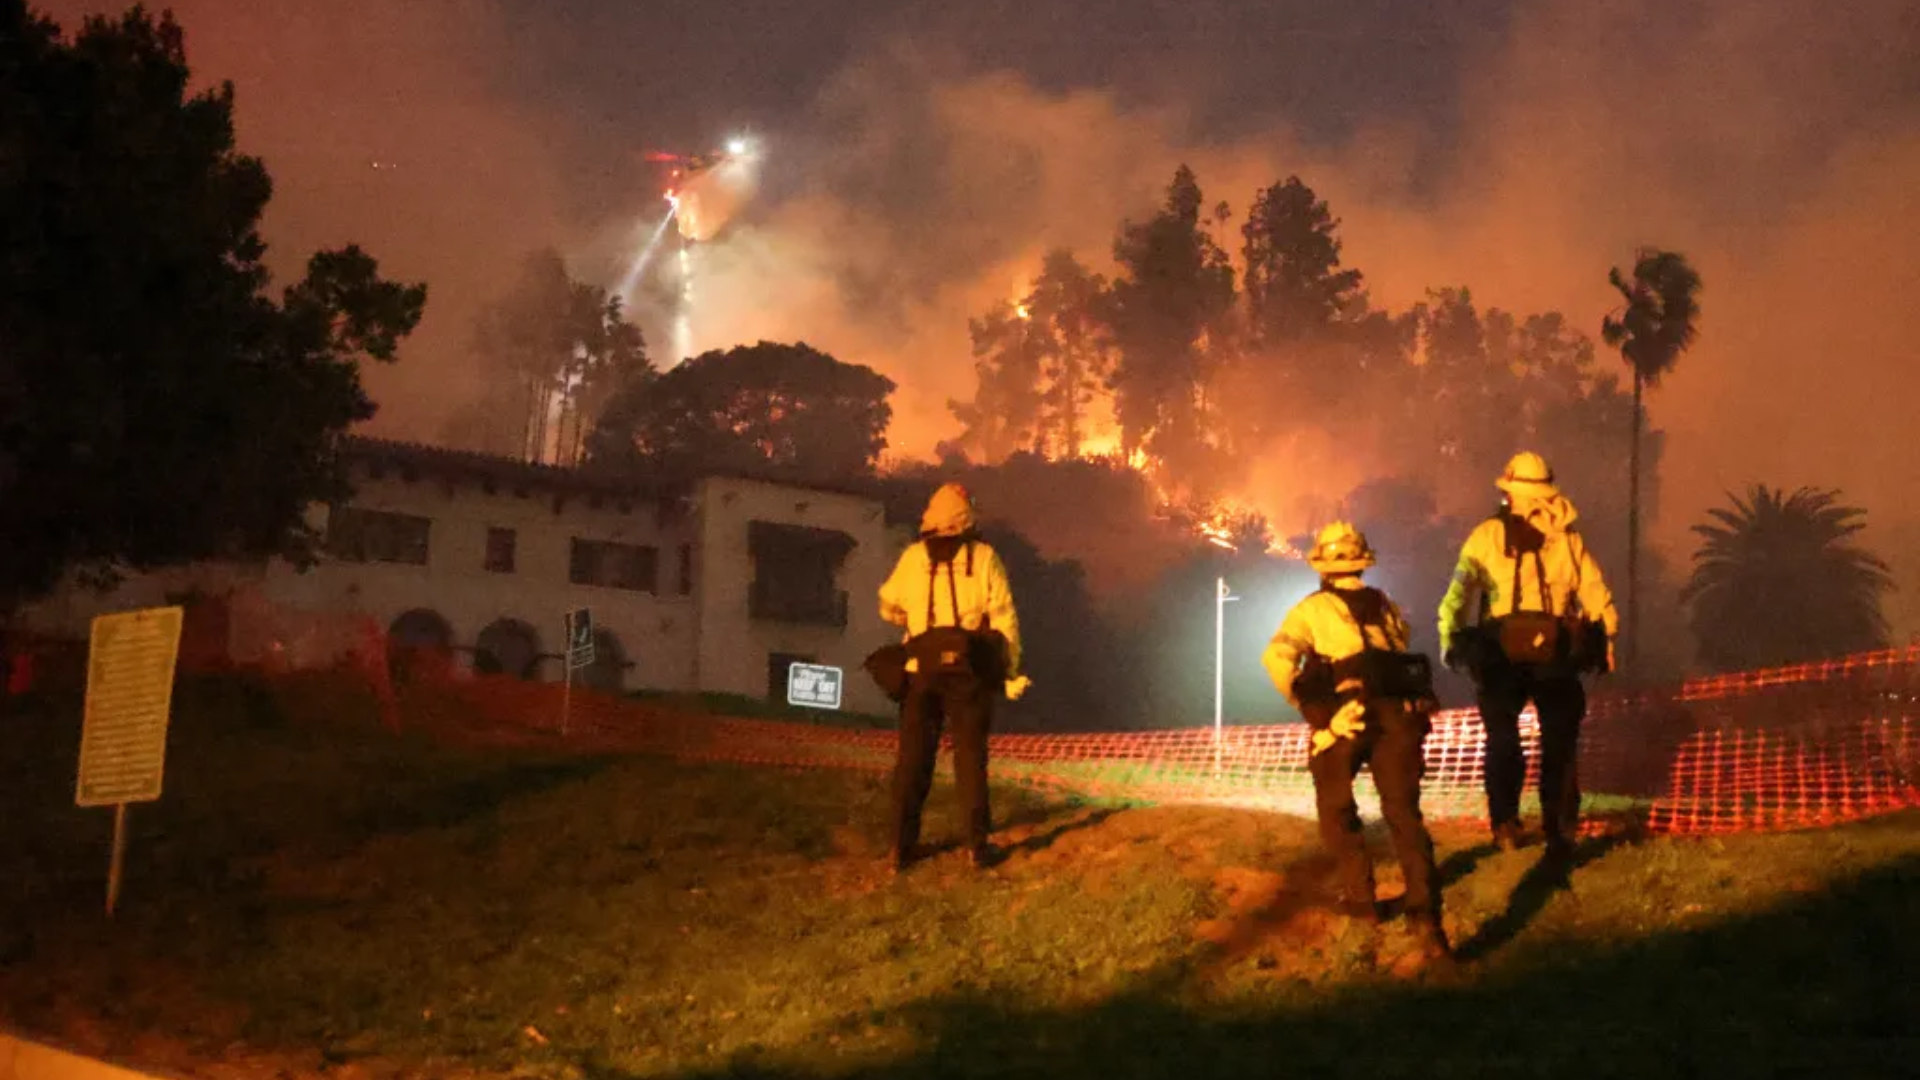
672, 1, 1920, 627
32, 0, 1920, 635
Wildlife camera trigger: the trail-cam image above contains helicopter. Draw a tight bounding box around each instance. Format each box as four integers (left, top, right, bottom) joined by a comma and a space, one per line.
637, 136, 759, 199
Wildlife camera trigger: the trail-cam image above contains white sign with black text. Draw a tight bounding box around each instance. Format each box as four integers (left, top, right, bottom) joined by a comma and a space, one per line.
786, 662, 844, 710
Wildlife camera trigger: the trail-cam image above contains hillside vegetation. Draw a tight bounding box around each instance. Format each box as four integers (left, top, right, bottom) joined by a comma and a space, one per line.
1, 675, 1915, 1079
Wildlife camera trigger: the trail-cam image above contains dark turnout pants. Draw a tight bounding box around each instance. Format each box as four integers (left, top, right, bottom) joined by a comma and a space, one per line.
1476, 662, 1588, 843
891, 670, 994, 859
1304, 698, 1441, 925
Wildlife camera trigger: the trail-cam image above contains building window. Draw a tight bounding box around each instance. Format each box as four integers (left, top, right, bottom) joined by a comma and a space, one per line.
767, 652, 814, 702
569, 538, 658, 592
484, 527, 517, 573
326, 507, 431, 566
747, 521, 853, 628
677, 543, 694, 596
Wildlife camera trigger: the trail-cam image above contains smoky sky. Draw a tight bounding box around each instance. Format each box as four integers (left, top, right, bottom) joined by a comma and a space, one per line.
502, 0, 1507, 200
30, 0, 1920, 636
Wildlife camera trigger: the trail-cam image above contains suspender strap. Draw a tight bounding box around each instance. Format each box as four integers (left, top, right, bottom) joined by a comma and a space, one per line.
1322, 586, 1383, 652
947, 558, 961, 626
923, 541, 970, 629
1504, 515, 1555, 616
925, 549, 936, 628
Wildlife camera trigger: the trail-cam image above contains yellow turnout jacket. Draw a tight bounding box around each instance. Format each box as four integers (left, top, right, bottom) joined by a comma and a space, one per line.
1262, 577, 1412, 707
1437, 493, 1619, 658
878, 537, 1022, 677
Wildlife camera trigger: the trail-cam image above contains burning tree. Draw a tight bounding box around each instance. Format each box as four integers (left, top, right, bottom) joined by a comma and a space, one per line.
1026, 251, 1114, 460
948, 299, 1044, 464
948, 250, 1114, 465
940, 164, 1678, 652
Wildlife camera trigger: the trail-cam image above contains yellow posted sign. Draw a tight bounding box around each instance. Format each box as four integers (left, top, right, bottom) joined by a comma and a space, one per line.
75, 605, 185, 808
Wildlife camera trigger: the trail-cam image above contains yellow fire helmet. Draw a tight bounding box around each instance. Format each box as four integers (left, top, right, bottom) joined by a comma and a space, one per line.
1306, 520, 1377, 576
1495, 451, 1559, 497
920, 482, 978, 538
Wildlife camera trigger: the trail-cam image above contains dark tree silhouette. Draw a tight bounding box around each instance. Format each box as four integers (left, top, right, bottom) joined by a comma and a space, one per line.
1105, 165, 1237, 483
1240, 176, 1366, 347
464, 250, 650, 465
0, 5, 425, 610
587, 341, 894, 483
1222, 174, 1384, 449
1682, 485, 1893, 672
1601, 248, 1703, 667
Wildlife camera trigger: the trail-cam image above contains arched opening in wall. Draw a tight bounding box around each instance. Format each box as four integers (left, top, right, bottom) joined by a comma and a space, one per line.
387, 608, 454, 683
475, 618, 542, 680
582, 630, 630, 694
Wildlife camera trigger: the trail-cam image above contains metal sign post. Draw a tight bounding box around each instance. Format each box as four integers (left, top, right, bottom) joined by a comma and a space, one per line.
1214, 578, 1239, 775
75, 606, 185, 918
562, 608, 594, 736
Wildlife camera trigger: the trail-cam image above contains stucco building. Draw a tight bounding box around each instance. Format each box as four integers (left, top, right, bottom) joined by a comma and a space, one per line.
18, 437, 915, 716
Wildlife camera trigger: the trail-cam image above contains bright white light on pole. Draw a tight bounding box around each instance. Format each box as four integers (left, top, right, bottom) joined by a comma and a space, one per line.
1214, 577, 1240, 765
726, 136, 751, 157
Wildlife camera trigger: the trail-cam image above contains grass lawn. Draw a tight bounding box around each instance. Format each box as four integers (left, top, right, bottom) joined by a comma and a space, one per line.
1, 673, 1916, 1079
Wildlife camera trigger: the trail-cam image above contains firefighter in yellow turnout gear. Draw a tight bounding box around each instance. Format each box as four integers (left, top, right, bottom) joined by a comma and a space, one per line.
1438, 451, 1619, 859
1263, 522, 1451, 962
878, 483, 1028, 872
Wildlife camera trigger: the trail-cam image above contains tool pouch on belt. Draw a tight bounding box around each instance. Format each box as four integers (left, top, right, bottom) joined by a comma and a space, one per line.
1493, 611, 1565, 666
1450, 624, 1492, 674
1294, 652, 1339, 716
1566, 617, 1610, 673
904, 626, 1011, 682
1486, 513, 1592, 670
899, 540, 1010, 685
863, 644, 911, 703
1356, 650, 1438, 707
1327, 587, 1440, 709
906, 626, 977, 677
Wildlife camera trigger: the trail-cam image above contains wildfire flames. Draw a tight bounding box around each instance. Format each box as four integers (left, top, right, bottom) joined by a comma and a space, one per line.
979, 279, 1307, 563
1194, 509, 1308, 560
1068, 432, 1304, 561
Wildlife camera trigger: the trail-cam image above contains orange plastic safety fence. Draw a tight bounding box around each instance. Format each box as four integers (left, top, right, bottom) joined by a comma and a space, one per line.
9, 602, 1917, 837
387, 648, 1919, 837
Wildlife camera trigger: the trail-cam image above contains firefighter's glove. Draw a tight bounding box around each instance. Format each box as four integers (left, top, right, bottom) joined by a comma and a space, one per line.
1329, 699, 1367, 739
1603, 641, 1617, 675
1005, 674, 1032, 701
1309, 699, 1367, 757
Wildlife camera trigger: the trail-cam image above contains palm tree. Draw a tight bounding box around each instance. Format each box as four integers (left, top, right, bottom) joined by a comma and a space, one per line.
1600, 249, 1702, 668
1682, 485, 1893, 672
